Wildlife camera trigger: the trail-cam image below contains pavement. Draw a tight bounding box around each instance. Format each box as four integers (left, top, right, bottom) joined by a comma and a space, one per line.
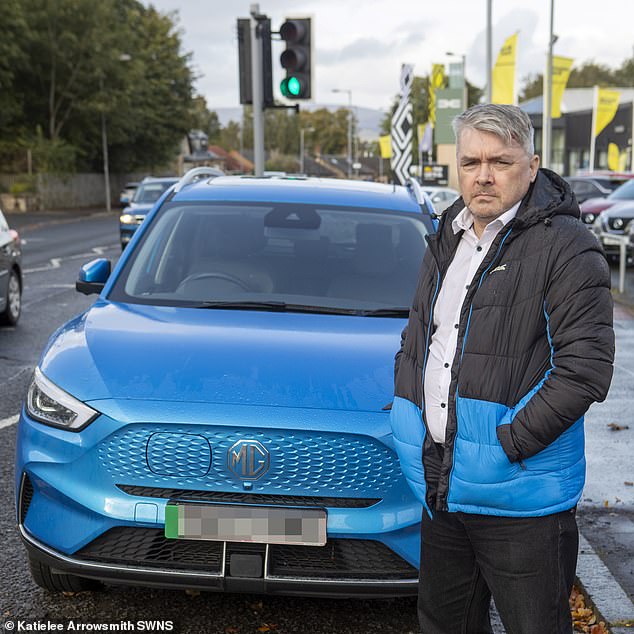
4, 207, 634, 633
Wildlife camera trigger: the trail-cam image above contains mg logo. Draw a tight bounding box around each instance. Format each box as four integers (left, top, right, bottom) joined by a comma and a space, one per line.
227, 439, 270, 480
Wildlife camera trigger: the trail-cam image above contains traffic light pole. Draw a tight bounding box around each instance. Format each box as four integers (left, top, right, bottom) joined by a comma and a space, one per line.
250, 4, 265, 176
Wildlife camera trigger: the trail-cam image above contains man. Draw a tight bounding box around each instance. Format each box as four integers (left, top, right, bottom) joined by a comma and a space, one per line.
390, 104, 614, 633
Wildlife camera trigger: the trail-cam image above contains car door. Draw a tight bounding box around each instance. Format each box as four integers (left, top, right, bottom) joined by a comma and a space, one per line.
0, 209, 11, 306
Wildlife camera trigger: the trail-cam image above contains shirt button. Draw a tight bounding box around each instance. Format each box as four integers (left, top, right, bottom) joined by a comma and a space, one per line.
476, 246, 483, 252
444, 362, 450, 368
465, 284, 470, 290
440, 403, 447, 409
454, 323, 459, 329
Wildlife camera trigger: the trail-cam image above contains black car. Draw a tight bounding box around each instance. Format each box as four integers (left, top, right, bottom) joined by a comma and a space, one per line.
0, 206, 22, 325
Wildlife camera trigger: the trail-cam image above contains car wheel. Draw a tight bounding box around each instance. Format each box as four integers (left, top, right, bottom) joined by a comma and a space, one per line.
0, 269, 21, 326
28, 556, 103, 593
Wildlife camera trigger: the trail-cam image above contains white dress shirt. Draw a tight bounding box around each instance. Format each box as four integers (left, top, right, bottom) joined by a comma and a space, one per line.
423, 201, 521, 443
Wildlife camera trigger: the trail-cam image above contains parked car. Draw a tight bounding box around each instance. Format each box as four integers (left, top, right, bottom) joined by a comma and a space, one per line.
591, 200, 634, 256
118, 182, 139, 206
580, 178, 634, 225
422, 186, 460, 213
0, 206, 22, 326
564, 175, 631, 205
16, 172, 437, 596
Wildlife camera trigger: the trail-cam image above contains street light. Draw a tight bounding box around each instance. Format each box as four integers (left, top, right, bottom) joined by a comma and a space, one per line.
332, 88, 353, 178
101, 53, 132, 213
446, 51, 468, 109
299, 126, 315, 174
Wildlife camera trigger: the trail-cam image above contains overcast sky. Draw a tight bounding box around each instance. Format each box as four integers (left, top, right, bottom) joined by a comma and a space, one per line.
146, 0, 634, 113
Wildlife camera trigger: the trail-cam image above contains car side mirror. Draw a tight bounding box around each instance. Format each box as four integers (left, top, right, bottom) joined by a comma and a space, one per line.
76, 258, 111, 295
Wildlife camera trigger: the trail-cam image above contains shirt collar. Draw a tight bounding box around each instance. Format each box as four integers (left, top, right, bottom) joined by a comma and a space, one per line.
452, 200, 522, 235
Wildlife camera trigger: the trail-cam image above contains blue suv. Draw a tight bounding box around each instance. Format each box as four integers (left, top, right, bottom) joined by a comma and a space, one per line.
16, 169, 437, 596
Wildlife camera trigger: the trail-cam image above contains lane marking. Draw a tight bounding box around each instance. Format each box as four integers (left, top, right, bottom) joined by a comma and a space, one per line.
0, 414, 19, 430
23, 244, 118, 274
577, 532, 634, 625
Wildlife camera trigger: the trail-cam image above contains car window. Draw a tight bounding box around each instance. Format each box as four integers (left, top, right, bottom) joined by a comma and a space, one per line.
609, 179, 634, 201
132, 182, 174, 204
109, 202, 430, 312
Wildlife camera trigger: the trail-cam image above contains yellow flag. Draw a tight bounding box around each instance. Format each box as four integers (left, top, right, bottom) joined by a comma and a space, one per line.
607, 143, 620, 171
379, 135, 392, 159
491, 33, 518, 105
428, 63, 446, 126
594, 88, 620, 138
551, 56, 574, 118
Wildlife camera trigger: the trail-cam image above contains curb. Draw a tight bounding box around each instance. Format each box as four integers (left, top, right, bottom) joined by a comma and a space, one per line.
577, 533, 634, 632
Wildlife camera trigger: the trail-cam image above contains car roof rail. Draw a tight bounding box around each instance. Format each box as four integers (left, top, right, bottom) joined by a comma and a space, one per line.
406, 177, 440, 219
173, 167, 225, 193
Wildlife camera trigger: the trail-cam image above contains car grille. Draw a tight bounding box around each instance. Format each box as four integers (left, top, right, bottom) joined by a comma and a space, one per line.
98, 425, 402, 496
116, 485, 380, 508
75, 527, 417, 581
19, 474, 34, 523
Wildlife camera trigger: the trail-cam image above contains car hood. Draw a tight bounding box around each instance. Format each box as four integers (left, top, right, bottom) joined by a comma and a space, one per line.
600, 201, 634, 218
580, 197, 616, 214
39, 301, 402, 413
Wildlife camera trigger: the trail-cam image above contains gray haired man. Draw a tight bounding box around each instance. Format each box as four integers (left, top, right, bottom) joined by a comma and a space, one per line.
390, 103, 614, 633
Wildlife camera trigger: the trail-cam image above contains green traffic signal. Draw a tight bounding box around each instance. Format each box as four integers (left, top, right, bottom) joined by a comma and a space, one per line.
280, 76, 302, 98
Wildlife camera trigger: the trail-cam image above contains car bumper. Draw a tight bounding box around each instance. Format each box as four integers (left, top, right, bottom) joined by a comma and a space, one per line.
16, 408, 421, 596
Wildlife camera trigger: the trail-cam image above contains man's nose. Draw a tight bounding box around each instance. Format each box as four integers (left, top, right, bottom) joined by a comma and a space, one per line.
476, 162, 493, 184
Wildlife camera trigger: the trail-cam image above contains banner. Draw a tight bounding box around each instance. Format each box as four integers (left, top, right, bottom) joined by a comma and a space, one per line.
391, 64, 414, 185
491, 33, 518, 105
418, 123, 433, 153
379, 135, 392, 159
428, 63, 446, 126
607, 143, 620, 171
551, 56, 574, 118
594, 88, 620, 137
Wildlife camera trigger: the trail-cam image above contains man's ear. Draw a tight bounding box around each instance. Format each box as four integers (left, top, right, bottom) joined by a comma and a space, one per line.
529, 154, 540, 182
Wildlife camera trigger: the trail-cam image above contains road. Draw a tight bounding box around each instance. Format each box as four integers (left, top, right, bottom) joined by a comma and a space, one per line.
0, 210, 631, 633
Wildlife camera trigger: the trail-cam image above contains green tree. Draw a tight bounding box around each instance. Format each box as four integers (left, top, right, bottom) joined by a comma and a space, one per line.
189, 96, 222, 144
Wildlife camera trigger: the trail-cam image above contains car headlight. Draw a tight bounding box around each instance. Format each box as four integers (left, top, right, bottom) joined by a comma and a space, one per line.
26, 367, 98, 430
119, 214, 136, 224
584, 213, 596, 224
613, 218, 624, 230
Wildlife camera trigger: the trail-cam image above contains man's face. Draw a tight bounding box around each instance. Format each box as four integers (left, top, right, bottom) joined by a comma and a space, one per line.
457, 128, 539, 225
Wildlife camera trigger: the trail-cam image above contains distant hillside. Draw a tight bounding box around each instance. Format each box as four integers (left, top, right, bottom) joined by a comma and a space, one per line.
214, 104, 385, 141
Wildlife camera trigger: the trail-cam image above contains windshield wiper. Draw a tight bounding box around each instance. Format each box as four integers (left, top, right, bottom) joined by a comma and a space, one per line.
194, 300, 360, 315
358, 307, 410, 317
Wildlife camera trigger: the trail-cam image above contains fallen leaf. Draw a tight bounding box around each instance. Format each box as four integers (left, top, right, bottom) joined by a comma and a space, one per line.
624, 481, 633, 486
224, 627, 240, 634
607, 422, 629, 431
603, 500, 609, 508
185, 589, 201, 597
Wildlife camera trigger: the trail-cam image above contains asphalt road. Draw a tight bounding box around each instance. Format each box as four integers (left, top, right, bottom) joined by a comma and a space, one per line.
0, 210, 631, 633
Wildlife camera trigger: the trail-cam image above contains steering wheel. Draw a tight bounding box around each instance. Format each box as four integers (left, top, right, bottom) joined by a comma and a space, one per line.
177, 272, 252, 292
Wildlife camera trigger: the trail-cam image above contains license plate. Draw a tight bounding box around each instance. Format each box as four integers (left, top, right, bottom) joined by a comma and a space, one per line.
164, 502, 327, 546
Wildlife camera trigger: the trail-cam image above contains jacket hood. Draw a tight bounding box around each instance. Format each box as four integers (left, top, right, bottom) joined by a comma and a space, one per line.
39, 302, 401, 413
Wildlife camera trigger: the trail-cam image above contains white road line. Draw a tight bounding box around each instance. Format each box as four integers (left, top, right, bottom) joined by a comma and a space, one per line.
0, 414, 19, 430
23, 244, 118, 275
577, 532, 634, 626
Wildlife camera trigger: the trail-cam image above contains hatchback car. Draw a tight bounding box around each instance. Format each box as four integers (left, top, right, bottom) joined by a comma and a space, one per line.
0, 206, 22, 326
16, 173, 436, 596
565, 175, 630, 205
591, 200, 634, 256
580, 178, 634, 225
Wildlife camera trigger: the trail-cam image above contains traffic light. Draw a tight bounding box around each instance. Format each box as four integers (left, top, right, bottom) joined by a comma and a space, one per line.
237, 17, 273, 106
279, 18, 312, 100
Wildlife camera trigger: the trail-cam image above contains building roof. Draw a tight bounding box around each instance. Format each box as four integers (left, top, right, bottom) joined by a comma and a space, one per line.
521, 87, 634, 116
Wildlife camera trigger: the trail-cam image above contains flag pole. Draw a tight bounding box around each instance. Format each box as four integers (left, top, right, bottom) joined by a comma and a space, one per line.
589, 85, 598, 173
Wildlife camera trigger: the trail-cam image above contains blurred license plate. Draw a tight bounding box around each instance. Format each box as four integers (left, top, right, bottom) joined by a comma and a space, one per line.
165, 503, 327, 546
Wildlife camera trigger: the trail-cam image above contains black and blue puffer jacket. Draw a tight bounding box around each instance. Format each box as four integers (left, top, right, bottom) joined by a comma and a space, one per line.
390, 169, 615, 517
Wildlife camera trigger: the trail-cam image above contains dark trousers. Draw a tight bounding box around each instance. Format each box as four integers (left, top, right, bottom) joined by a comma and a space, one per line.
418, 507, 578, 634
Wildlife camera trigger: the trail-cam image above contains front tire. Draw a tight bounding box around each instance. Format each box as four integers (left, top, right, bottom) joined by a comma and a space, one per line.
28, 556, 103, 593
0, 269, 21, 326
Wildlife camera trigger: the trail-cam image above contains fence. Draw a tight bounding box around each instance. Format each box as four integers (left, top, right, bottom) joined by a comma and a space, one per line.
0, 172, 146, 210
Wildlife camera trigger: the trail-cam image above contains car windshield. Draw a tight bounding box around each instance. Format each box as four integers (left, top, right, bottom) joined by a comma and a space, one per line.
109, 201, 429, 314
608, 179, 634, 200
132, 182, 174, 204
